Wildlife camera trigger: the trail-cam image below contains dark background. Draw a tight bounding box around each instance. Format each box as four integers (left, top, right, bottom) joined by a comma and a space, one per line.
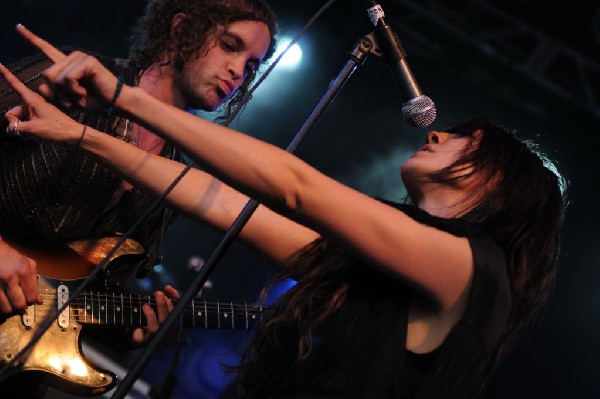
1, 1, 599, 398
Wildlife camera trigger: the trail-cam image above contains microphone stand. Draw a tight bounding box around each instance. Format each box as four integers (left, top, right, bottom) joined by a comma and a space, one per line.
111, 32, 378, 399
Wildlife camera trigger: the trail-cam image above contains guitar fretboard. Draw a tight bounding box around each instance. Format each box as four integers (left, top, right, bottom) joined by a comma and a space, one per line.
70, 292, 266, 330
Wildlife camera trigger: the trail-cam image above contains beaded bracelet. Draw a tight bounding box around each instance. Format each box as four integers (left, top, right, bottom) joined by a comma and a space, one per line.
105, 76, 125, 118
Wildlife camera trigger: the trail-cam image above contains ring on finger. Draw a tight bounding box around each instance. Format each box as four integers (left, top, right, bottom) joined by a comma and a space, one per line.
12, 121, 21, 137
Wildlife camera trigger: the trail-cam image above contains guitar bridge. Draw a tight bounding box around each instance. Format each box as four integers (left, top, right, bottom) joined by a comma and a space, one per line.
57, 284, 70, 328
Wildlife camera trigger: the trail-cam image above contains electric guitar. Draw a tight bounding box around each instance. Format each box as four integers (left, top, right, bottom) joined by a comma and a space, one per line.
0, 237, 266, 396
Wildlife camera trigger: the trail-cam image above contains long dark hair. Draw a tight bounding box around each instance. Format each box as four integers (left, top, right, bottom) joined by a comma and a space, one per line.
433, 117, 567, 378
238, 118, 566, 395
128, 0, 278, 117
262, 118, 566, 354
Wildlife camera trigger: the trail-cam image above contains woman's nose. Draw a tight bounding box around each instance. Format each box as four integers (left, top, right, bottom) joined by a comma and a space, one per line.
426, 131, 449, 144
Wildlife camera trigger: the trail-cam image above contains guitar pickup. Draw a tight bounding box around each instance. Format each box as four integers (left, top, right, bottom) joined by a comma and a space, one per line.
57, 284, 70, 328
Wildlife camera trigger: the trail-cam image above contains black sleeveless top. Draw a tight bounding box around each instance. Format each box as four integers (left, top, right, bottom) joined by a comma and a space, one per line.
238, 202, 511, 399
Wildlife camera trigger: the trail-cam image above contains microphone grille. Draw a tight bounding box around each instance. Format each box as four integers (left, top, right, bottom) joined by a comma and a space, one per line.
402, 95, 437, 128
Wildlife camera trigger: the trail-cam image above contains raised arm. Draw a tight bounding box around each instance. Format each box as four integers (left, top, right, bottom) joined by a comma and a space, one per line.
0, 37, 317, 269
116, 87, 474, 310
2, 32, 474, 311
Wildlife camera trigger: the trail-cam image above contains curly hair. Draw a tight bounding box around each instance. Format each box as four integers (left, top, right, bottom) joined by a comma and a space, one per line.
128, 0, 278, 117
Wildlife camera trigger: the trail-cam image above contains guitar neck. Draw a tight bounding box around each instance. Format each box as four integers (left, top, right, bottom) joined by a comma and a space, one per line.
73, 293, 266, 330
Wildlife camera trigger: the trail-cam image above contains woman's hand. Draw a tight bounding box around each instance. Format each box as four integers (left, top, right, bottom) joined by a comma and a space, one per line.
0, 62, 84, 144
15, 24, 120, 114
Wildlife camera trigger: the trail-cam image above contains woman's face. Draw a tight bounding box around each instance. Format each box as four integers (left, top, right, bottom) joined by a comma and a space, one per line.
400, 130, 475, 185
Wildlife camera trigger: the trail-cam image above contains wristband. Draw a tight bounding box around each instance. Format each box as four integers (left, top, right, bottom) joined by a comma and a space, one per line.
105, 76, 125, 118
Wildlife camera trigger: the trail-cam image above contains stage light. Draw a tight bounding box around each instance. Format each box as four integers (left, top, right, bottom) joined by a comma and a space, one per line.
271, 35, 303, 69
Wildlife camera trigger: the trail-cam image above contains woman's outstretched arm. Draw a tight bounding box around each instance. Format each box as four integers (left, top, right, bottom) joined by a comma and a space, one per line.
1, 37, 474, 312
0, 62, 317, 268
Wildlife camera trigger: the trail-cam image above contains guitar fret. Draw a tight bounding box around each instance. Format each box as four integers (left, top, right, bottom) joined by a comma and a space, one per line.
96, 293, 100, 324
96, 292, 99, 323
204, 301, 208, 329
92, 293, 100, 321
191, 300, 195, 328
91, 292, 94, 323
89, 292, 93, 324
129, 294, 133, 326
85, 293, 90, 323
145, 295, 150, 326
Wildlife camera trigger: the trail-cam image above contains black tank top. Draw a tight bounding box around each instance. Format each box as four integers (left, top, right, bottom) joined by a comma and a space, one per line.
238, 203, 511, 398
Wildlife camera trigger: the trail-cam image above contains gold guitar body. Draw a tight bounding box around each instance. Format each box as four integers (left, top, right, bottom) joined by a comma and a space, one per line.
0, 237, 146, 396
0, 276, 115, 396
0, 236, 263, 396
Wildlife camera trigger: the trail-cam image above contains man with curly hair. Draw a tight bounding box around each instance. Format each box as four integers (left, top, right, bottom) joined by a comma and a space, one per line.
0, 0, 277, 396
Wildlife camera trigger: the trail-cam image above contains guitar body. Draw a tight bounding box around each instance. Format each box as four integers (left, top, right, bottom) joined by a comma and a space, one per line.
0, 236, 265, 396
0, 236, 146, 396
0, 275, 116, 396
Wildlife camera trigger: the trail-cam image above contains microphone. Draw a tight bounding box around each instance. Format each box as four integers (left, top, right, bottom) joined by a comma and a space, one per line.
366, 0, 436, 128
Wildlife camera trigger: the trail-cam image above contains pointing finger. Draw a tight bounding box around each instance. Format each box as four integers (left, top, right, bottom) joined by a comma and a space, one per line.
0, 63, 34, 98
15, 24, 66, 63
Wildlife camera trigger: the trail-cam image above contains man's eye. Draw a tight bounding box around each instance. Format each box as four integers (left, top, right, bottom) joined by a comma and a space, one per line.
245, 63, 257, 76
221, 39, 237, 52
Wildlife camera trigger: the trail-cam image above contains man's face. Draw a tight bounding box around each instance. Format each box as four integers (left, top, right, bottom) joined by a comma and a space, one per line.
173, 20, 272, 111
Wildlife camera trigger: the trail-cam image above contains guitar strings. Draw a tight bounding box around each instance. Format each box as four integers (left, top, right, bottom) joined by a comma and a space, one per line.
31, 294, 266, 320
37, 293, 265, 310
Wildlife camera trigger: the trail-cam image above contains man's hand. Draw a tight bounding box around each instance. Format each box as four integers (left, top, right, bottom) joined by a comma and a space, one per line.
130, 285, 181, 346
0, 237, 43, 314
